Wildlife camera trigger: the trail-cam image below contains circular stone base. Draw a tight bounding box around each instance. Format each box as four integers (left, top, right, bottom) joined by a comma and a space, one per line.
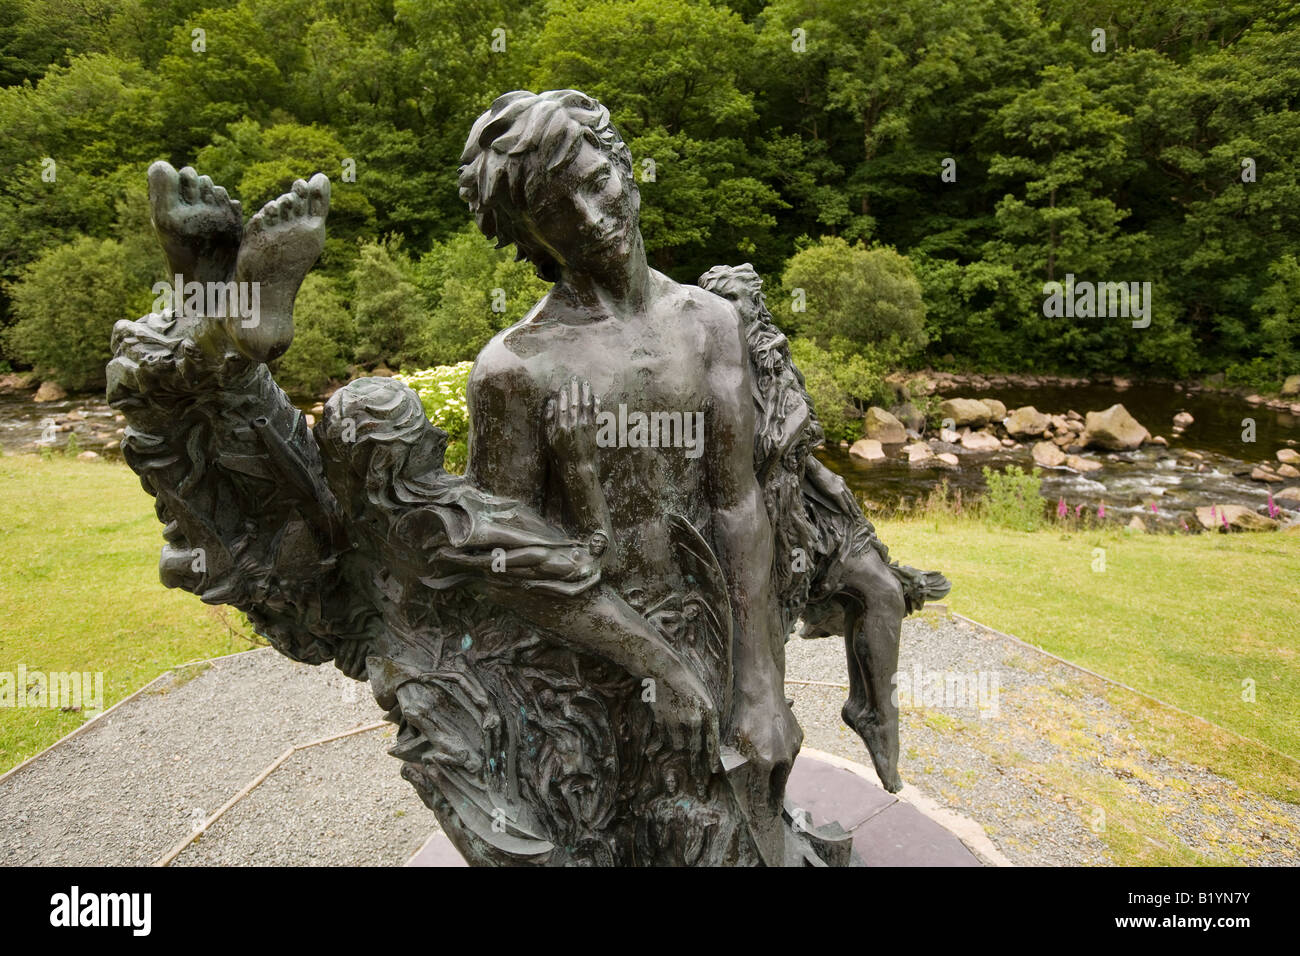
406, 749, 985, 867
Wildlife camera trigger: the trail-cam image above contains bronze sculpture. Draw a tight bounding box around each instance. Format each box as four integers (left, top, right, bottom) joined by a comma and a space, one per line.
107, 89, 947, 865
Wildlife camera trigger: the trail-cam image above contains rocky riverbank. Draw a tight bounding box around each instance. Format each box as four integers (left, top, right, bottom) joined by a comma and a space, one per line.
844, 389, 1300, 532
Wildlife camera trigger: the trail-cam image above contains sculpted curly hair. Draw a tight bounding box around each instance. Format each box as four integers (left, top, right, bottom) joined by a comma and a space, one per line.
458, 90, 636, 282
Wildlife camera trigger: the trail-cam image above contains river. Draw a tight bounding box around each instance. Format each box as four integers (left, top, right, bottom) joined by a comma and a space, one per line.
5, 380, 1298, 526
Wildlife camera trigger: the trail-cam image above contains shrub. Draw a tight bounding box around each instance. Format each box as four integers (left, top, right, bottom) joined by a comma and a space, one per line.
351, 240, 425, 370
780, 236, 927, 361
982, 465, 1045, 531
396, 361, 473, 473
4, 235, 156, 389
789, 336, 897, 442
411, 225, 551, 365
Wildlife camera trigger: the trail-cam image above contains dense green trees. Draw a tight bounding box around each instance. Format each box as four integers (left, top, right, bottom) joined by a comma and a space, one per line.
0, 0, 1295, 393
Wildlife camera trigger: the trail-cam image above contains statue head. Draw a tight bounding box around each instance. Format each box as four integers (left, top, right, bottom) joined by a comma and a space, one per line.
459, 90, 639, 282
317, 377, 450, 518
698, 263, 766, 325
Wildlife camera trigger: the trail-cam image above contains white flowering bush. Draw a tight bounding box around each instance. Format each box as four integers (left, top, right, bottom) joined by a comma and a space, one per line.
396, 361, 473, 473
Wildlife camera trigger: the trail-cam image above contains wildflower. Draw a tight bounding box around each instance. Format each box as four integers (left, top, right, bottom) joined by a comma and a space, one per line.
1098, 501, 1106, 519
1057, 497, 1067, 519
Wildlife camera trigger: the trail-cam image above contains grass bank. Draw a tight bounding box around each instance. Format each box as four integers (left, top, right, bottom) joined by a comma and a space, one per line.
0, 455, 255, 773
883, 514, 1300, 767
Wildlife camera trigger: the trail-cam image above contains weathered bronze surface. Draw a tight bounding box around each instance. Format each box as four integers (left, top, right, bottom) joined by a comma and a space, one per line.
108, 89, 948, 866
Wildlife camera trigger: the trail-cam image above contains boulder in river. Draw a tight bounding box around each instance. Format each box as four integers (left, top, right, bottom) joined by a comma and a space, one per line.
936, 452, 960, 466
1275, 486, 1300, 503
982, 398, 1007, 421
1251, 466, 1284, 483
1277, 448, 1300, 466
939, 398, 992, 427
34, 381, 67, 402
863, 406, 907, 444
1031, 441, 1066, 467
959, 429, 1002, 452
1173, 411, 1194, 428
1195, 505, 1278, 532
1277, 464, 1300, 479
902, 441, 934, 462
1082, 404, 1150, 450
1004, 405, 1049, 438
849, 438, 886, 461
1065, 455, 1103, 473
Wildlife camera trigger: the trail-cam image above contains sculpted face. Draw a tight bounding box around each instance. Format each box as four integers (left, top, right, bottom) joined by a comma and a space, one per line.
524, 137, 639, 270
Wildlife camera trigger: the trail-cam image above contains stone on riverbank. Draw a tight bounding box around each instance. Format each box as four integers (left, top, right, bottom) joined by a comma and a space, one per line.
849, 438, 886, 461
34, 381, 67, 402
1196, 505, 1278, 532
959, 429, 1002, 452
983, 398, 1007, 421
1275, 486, 1300, 502
1031, 441, 1066, 467
1004, 406, 1049, 438
1065, 455, 1103, 473
864, 406, 907, 444
939, 398, 992, 427
903, 441, 934, 463
1282, 374, 1300, 397
1082, 404, 1149, 450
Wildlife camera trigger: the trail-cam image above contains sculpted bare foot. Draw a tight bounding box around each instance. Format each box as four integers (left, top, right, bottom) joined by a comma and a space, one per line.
148, 162, 243, 286
232, 174, 330, 362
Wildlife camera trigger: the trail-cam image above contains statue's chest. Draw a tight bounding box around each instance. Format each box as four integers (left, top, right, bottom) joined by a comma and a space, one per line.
542, 323, 706, 410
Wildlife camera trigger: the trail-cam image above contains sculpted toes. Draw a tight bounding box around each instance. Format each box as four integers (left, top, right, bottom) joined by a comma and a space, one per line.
178, 166, 199, 204
147, 161, 180, 209
307, 172, 330, 217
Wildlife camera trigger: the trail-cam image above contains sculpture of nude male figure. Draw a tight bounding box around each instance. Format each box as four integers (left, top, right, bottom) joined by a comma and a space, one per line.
459, 90, 800, 820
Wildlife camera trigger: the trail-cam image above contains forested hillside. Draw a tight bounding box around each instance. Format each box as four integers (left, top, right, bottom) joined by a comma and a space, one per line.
1, 0, 1296, 399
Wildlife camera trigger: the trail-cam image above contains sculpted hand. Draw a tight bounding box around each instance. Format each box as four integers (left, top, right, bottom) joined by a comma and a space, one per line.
652, 668, 721, 777
544, 377, 601, 467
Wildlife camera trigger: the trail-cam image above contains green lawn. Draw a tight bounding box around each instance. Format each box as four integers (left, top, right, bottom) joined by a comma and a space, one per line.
883, 515, 1300, 763
0, 455, 253, 772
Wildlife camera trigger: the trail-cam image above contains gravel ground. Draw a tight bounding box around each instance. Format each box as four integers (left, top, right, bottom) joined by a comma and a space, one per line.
786, 614, 1300, 866
0, 648, 428, 866
5, 616, 1296, 866
172, 728, 430, 867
